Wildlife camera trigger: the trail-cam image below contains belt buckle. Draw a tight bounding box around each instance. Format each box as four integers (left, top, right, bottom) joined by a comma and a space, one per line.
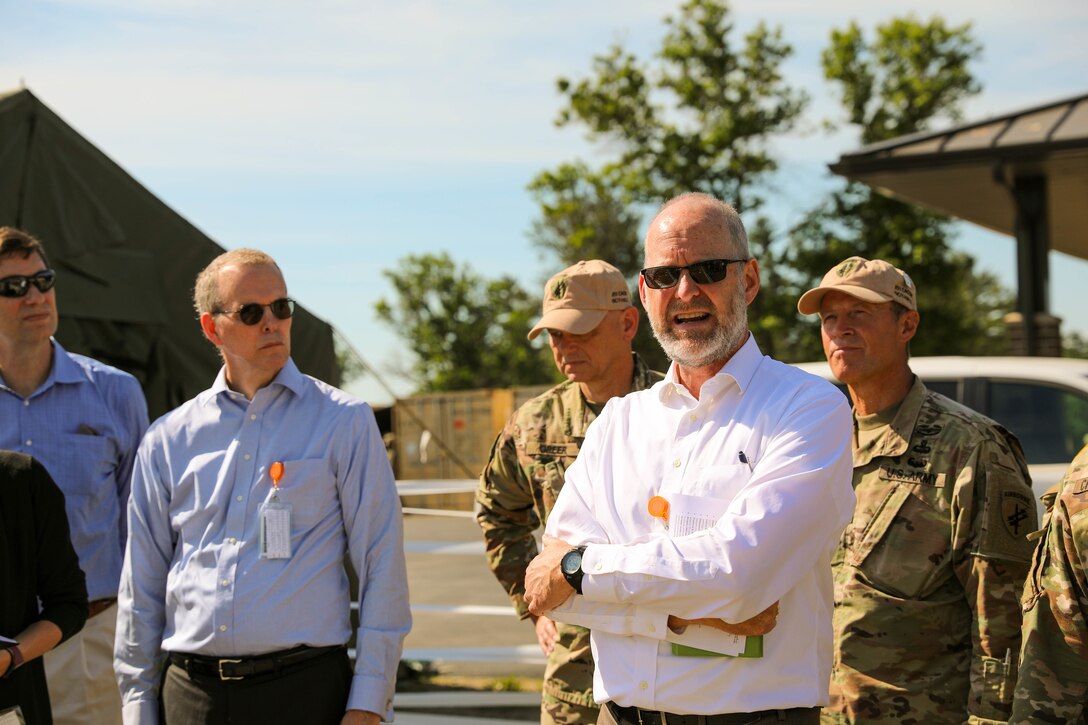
218, 658, 244, 681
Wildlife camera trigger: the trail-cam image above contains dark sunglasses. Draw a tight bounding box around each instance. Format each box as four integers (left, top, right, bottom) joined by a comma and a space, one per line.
640, 258, 748, 290
214, 298, 295, 325
0, 269, 57, 298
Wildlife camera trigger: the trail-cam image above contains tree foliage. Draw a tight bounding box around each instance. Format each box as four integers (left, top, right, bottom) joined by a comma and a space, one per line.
781, 16, 1012, 361
527, 162, 643, 277
550, 0, 807, 211
374, 253, 557, 392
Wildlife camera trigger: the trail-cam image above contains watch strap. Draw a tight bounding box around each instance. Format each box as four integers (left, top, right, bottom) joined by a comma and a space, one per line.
2, 645, 23, 679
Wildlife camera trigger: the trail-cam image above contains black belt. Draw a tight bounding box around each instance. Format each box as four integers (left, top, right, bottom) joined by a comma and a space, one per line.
168, 645, 342, 681
607, 701, 820, 725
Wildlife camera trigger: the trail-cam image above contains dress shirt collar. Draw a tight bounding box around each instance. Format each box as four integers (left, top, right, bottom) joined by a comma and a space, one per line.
656, 333, 762, 404
51, 340, 89, 385
205, 358, 307, 404
0, 339, 85, 395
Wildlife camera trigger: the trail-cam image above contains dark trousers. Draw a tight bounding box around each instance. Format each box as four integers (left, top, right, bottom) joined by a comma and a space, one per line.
161, 647, 352, 725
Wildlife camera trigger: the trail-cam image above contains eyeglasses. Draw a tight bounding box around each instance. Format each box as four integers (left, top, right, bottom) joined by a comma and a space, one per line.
640, 259, 748, 290
0, 269, 57, 298
214, 298, 295, 325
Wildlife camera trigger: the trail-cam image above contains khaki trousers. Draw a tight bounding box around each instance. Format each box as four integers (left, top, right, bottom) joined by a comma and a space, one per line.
44, 602, 123, 725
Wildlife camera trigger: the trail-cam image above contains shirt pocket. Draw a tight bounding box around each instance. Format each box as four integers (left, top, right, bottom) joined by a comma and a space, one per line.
265, 457, 335, 529
56, 433, 115, 497
683, 462, 753, 502
847, 475, 951, 598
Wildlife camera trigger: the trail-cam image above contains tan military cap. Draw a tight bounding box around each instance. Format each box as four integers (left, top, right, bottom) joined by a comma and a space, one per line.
527, 260, 631, 341
797, 256, 916, 315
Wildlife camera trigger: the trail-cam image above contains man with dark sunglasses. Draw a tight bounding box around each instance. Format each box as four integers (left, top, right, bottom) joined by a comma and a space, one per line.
524, 193, 855, 725
0, 226, 149, 725
477, 259, 663, 725
114, 249, 410, 725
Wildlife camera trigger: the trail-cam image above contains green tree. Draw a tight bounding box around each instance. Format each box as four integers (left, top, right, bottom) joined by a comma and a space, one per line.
374, 253, 557, 392
527, 162, 643, 277
784, 16, 1012, 361
551, 0, 807, 210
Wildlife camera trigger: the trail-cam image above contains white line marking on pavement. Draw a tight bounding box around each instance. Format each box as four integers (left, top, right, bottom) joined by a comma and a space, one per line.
404, 540, 484, 555
400, 645, 546, 665
410, 604, 515, 616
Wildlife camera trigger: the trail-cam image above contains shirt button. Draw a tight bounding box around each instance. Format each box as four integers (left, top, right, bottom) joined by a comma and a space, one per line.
594, 563, 603, 571
236, 495, 243, 502
250, 414, 257, 420
25, 440, 32, 446
228, 537, 237, 544
23, 399, 29, 407
219, 624, 228, 632
243, 454, 251, 461
639, 681, 648, 690
221, 579, 230, 587
648, 624, 656, 632
689, 414, 697, 422
672, 459, 681, 468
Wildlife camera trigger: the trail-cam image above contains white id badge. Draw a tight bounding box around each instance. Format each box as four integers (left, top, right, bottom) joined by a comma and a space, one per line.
259, 500, 293, 559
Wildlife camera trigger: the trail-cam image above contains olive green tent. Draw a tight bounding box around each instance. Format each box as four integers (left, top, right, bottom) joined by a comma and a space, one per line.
0, 88, 339, 418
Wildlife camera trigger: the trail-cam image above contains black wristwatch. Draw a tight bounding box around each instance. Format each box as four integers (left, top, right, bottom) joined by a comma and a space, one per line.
560, 546, 587, 595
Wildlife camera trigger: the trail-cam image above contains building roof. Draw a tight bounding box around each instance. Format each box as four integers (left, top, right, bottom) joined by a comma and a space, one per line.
830, 92, 1088, 260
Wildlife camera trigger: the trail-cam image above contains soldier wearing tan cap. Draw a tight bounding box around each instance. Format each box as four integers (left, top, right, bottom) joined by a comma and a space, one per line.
800, 256, 1037, 724
476, 260, 662, 725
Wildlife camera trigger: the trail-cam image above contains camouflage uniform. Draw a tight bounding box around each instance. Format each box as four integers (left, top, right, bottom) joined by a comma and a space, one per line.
824, 377, 1036, 724
476, 353, 661, 725
1011, 443, 1088, 724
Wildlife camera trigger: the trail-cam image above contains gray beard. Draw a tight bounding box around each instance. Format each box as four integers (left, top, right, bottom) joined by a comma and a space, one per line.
649, 283, 749, 368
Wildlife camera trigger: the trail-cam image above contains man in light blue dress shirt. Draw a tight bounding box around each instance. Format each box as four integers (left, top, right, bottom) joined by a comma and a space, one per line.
114, 248, 410, 725
0, 226, 149, 725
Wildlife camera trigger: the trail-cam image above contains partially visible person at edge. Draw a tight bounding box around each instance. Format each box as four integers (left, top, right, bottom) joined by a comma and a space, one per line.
0, 226, 148, 725
114, 248, 410, 725
476, 259, 663, 724
797, 256, 1037, 724
0, 451, 89, 724
1011, 442, 1088, 723
523, 193, 856, 725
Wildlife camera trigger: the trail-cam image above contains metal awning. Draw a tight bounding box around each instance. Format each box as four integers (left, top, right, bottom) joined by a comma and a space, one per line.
830, 92, 1088, 354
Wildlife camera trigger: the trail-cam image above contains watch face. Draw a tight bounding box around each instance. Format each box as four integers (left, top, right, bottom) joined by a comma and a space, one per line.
561, 549, 582, 576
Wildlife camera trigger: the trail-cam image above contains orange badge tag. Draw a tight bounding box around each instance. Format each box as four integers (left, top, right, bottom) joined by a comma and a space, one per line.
269, 461, 284, 489
648, 495, 670, 523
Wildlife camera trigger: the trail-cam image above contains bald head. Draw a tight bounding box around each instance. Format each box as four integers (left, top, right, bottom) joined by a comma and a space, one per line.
644, 193, 749, 263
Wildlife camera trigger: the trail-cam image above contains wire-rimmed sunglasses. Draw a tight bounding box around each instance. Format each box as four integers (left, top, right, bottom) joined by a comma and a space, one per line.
640, 258, 748, 290
213, 297, 295, 326
0, 269, 58, 298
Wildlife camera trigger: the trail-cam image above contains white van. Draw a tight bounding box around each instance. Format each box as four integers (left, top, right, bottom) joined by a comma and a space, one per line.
794, 356, 1088, 515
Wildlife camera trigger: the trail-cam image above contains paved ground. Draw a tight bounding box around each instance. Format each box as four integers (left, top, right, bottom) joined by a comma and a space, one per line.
396, 509, 546, 721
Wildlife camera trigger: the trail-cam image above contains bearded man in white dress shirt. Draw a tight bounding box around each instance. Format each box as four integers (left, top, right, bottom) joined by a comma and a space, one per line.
524, 193, 855, 725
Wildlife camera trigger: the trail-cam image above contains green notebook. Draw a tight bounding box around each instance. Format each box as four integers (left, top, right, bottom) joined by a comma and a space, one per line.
671, 635, 763, 658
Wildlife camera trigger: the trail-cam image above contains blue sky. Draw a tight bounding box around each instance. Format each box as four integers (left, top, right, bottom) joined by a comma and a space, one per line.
3, 0, 1086, 405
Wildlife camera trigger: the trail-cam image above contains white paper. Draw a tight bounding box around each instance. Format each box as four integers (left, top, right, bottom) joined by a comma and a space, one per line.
665, 492, 729, 537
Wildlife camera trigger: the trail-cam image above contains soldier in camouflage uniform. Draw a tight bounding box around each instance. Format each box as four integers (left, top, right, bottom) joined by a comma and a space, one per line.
1012, 443, 1088, 723
476, 260, 662, 725
798, 257, 1037, 724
